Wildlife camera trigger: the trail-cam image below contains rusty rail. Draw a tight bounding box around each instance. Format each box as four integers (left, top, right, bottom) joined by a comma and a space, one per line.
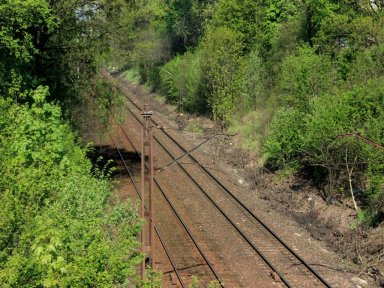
121, 92, 333, 288
115, 131, 224, 287
110, 136, 186, 288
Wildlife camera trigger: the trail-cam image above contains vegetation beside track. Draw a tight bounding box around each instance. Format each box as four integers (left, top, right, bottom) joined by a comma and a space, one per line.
0, 91, 142, 287
116, 0, 384, 227
0, 1, 146, 286
1, 0, 383, 286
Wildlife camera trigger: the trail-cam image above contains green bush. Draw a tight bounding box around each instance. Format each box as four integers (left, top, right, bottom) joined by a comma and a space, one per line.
242, 51, 265, 111
229, 111, 269, 152
133, 29, 171, 89
347, 43, 384, 86
263, 80, 384, 220
159, 51, 203, 112
159, 56, 182, 104
305, 80, 384, 189
199, 26, 246, 124
277, 45, 338, 111
0, 88, 142, 287
262, 107, 305, 169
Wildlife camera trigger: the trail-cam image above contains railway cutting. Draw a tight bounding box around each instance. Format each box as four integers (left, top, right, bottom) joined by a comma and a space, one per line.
86, 72, 358, 288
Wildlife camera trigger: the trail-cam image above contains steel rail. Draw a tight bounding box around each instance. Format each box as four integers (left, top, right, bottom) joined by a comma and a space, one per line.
120, 117, 293, 287
156, 126, 333, 288
116, 127, 224, 287
120, 91, 333, 288
110, 136, 186, 288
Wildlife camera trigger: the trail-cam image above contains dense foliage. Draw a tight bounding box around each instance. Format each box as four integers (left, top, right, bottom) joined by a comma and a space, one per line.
0, 92, 142, 287
1, 1, 383, 286
0, 1, 144, 286
0, 0, 133, 105
123, 0, 384, 224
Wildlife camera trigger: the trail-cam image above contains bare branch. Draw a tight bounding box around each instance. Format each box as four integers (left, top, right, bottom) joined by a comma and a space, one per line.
337, 133, 384, 150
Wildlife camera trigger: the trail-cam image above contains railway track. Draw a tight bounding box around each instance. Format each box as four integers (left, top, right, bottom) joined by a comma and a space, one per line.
111, 136, 186, 287
107, 74, 335, 287
110, 134, 224, 287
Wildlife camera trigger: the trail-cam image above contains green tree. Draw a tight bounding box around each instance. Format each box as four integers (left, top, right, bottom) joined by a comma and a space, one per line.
0, 0, 134, 105
159, 51, 203, 112
277, 45, 338, 111
212, 0, 296, 54
0, 0, 56, 98
164, 0, 213, 52
0, 1, 144, 285
0, 90, 142, 287
200, 26, 245, 124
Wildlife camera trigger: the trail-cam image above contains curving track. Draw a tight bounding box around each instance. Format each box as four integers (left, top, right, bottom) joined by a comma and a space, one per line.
106, 74, 336, 288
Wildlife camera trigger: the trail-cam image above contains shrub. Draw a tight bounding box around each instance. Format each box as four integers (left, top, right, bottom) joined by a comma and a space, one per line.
0, 87, 142, 286
199, 26, 246, 124
133, 29, 171, 89
277, 45, 338, 111
159, 55, 182, 104
263, 79, 384, 220
347, 43, 384, 86
229, 111, 266, 152
159, 51, 204, 113
242, 51, 266, 111
304, 81, 384, 201
262, 107, 305, 169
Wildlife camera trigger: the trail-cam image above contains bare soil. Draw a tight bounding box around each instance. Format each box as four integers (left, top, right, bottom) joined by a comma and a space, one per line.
184, 117, 384, 288
158, 103, 384, 286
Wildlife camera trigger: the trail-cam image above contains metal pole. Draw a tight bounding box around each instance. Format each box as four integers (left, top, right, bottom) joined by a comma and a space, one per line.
140, 114, 145, 279
140, 104, 154, 277
149, 125, 154, 267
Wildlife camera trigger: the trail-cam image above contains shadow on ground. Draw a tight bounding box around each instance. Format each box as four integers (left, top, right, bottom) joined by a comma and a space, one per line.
87, 145, 141, 178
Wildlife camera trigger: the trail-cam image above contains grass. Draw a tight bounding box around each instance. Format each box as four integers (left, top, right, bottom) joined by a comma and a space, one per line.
122, 68, 153, 93
154, 94, 167, 104
186, 122, 204, 136
228, 111, 263, 152
122, 69, 141, 83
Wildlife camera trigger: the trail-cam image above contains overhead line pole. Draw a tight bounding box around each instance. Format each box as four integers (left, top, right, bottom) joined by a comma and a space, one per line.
140, 104, 154, 278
